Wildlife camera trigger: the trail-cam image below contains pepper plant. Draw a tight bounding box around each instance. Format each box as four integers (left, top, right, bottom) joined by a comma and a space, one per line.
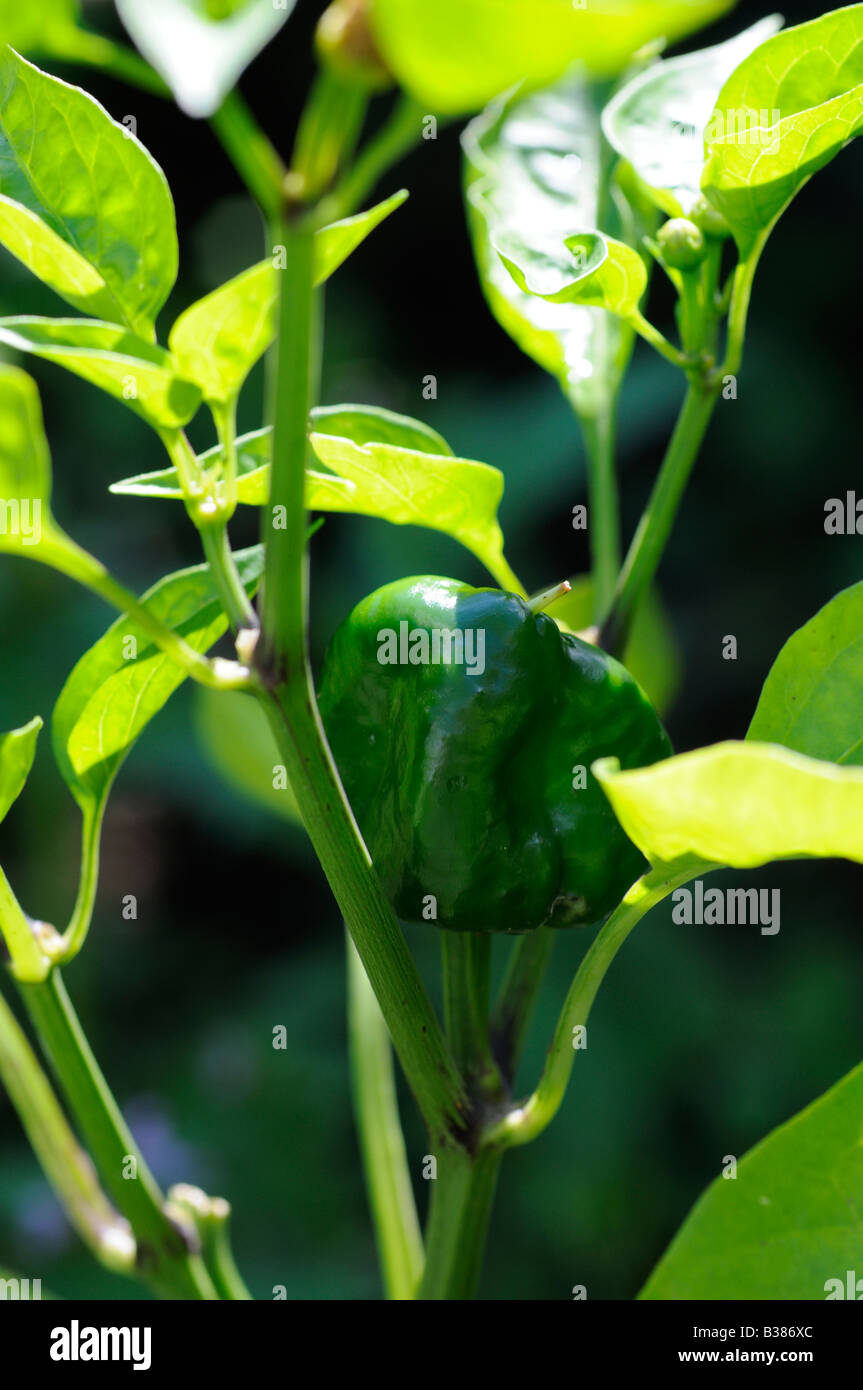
0, 0, 862, 1302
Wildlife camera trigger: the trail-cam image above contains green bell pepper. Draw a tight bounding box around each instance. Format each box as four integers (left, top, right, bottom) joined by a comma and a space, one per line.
319, 577, 671, 934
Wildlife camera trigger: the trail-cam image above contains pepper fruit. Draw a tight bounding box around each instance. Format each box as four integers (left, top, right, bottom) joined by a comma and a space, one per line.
319, 577, 672, 934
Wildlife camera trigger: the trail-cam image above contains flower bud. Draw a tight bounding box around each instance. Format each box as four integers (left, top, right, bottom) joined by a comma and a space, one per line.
316, 0, 393, 92
690, 195, 732, 241
657, 218, 707, 271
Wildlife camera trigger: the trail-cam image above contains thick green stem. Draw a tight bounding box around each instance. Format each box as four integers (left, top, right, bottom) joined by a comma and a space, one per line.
491, 927, 555, 1083
258, 209, 467, 1144
0, 981, 135, 1274
441, 934, 502, 1103
600, 383, 719, 657
18, 971, 217, 1299
418, 1145, 502, 1300
579, 406, 621, 622
347, 933, 424, 1301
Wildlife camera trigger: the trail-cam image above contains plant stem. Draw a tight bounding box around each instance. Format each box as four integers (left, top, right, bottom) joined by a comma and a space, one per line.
0, 980, 136, 1274
258, 208, 467, 1144
329, 95, 427, 218
418, 1145, 503, 1300
483, 550, 528, 598
0, 865, 50, 982
199, 523, 258, 634
579, 405, 621, 621
293, 67, 369, 201
38, 531, 253, 691
210, 91, 287, 219
347, 933, 424, 1301
491, 927, 555, 1083
18, 970, 217, 1299
600, 382, 719, 657
723, 230, 770, 378
50, 28, 170, 97
483, 868, 699, 1150
58, 799, 105, 964
628, 310, 689, 370
167, 1186, 252, 1300
441, 934, 502, 1102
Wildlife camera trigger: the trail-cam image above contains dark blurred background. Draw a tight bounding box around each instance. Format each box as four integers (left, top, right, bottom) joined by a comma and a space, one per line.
1, 0, 861, 1300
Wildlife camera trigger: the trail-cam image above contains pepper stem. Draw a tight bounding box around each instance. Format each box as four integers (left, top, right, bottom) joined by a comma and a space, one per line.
527, 581, 572, 615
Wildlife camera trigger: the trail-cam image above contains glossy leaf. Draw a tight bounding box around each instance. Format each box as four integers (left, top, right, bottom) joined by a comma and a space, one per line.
595, 741, 863, 873
168, 192, 408, 403
116, 0, 295, 119
748, 582, 863, 766
642, 1060, 863, 1299
52, 547, 264, 815
0, 365, 50, 528
602, 16, 783, 216
0, 49, 178, 334
500, 231, 647, 320
168, 261, 275, 406
0, 318, 201, 429
0, 0, 80, 51
110, 405, 452, 501
0, 363, 75, 561
195, 688, 301, 823
0, 195, 108, 308
314, 190, 409, 285
553, 579, 682, 716
0, 717, 42, 823
371, 0, 736, 115
463, 74, 636, 417
308, 433, 510, 581
702, 6, 863, 252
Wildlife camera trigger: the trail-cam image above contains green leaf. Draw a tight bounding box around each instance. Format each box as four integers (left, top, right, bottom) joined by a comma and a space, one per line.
748, 582, 863, 767
110, 405, 452, 501
116, 0, 295, 119
371, 0, 736, 115
307, 433, 511, 581
313, 190, 409, 285
0, 49, 177, 334
463, 74, 636, 418
168, 262, 276, 407
167, 192, 408, 404
499, 230, 647, 320
0, 195, 109, 309
0, 717, 41, 823
195, 688, 301, 823
702, 6, 863, 253
0, 0, 80, 53
0, 318, 201, 430
641, 1059, 863, 1299
0, 365, 51, 531
553, 579, 682, 716
52, 547, 264, 815
595, 741, 863, 874
309, 404, 451, 456
602, 16, 783, 216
